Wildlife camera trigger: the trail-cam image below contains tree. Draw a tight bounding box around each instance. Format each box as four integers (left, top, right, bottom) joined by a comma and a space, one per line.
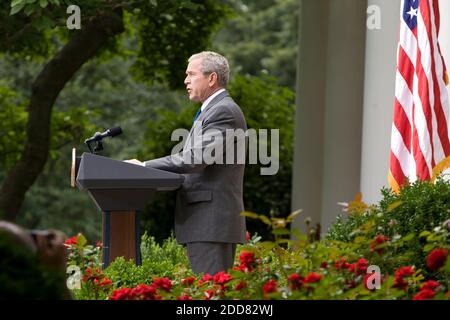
0, 0, 229, 221
213, 0, 299, 90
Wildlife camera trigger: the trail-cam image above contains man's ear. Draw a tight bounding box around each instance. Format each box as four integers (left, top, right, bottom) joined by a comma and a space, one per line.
209, 72, 218, 86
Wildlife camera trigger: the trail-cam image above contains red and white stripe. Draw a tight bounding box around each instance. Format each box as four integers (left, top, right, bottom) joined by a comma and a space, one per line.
389, 0, 450, 192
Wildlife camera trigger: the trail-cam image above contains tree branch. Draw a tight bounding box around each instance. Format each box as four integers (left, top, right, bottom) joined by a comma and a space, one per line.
0, 9, 125, 221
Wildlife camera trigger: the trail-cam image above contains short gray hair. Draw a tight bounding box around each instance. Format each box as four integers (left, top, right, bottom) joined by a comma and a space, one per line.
188, 51, 230, 88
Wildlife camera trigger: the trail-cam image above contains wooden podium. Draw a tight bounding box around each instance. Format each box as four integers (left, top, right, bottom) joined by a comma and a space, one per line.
72, 150, 184, 267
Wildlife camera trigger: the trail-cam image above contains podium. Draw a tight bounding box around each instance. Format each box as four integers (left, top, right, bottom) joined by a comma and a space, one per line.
72, 151, 184, 267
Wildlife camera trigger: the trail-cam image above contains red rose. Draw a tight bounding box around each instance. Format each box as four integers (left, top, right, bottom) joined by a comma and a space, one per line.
235, 280, 247, 291
335, 258, 350, 270
132, 284, 161, 300
95, 240, 103, 248
240, 251, 255, 265
348, 263, 356, 274
304, 272, 321, 284
413, 289, 435, 300
370, 235, 389, 254
82, 267, 102, 282
198, 273, 214, 284
320, 261, 328, 269
110, 288, 133, 300
64, 235, 78, 247
239, 251, 255, 272
153, 277, 172, 292
204, 289, 215, 300
181, 276, 196, 286
356, 258, 369, 274
421, 280, 440, 291
287, 273, 303, 290
347, 280, 356, 289
239, 263, 253, 273
393, 266, 414, 289
213, 271, 232, 285
94, 277, 112, 287
426, 248, 448, 271
262, 280, 278, 294
177, 295, 193, 300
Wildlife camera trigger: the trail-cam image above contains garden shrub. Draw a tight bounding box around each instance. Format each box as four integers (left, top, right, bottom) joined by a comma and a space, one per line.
66, 180, 450, 300
327, 178, 450, 275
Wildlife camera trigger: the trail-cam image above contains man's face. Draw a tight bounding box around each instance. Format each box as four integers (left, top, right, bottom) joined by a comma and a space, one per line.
184, 58, 211, 103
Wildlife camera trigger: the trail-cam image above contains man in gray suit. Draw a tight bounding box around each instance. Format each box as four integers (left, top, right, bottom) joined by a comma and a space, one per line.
126, 51, 247, 275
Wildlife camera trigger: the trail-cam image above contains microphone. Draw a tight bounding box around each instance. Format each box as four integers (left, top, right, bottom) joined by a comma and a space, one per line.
84, 126, 123, 144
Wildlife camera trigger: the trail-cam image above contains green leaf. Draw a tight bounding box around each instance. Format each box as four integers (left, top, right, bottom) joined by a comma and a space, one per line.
180, 1, 201, 11
24, 3, 37, 15
445, 255, 450, 274
31, 15, 55, 31
402, 233, 415, 242
259, 215, 272, 226
275, 238, 291, 244
419, 231, 430, 238
11, 0, 24, 7
77, 234, 87, 247
39, 0, 48, 8
423, 243, 435, 252
259, 241, 276, 251
354, 236, 366, 244
286, 209, 301, 222
271, 228, 290, 236
240, 211, 259, 220
387, 200, 402, 212
10, 2, 25, 15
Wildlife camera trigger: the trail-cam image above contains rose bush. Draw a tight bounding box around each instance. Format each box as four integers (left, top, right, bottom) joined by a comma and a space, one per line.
65, 180, 449, 300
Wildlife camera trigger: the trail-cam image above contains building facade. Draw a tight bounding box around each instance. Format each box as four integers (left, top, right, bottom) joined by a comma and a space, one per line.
291, 0, 450, 234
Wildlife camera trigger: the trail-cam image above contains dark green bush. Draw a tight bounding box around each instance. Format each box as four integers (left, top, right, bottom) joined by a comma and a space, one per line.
102, 233, 190, 290
327, 178, 450, 275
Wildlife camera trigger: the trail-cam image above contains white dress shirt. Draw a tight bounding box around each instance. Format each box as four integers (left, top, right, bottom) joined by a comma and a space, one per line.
201, 88, 226, 112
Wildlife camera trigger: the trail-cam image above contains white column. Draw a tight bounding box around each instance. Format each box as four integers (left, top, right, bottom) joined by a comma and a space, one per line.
320, 0, 366, 233
360, 0, 401, 204
291, 0, 329, 235
292, 0, 366, 235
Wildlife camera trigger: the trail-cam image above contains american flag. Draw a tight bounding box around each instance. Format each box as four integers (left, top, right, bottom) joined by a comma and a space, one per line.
389, 0, 450, 192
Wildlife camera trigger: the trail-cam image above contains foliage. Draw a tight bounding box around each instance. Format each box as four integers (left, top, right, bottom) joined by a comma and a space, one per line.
137, 74, 295, 242
67, 231, 190, 300
67, 181, 450, 300
213, 0, 299, 90
327, 178, 450, 275
0, 84, 98, 171
140, 232, 189, 268
4, 0, 231, 89
64, 233, 102, 271
131, 0, 232, 89
0, 85, 27, 170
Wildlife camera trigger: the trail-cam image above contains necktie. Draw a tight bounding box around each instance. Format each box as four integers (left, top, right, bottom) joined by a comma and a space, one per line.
193, 108, 202, 123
